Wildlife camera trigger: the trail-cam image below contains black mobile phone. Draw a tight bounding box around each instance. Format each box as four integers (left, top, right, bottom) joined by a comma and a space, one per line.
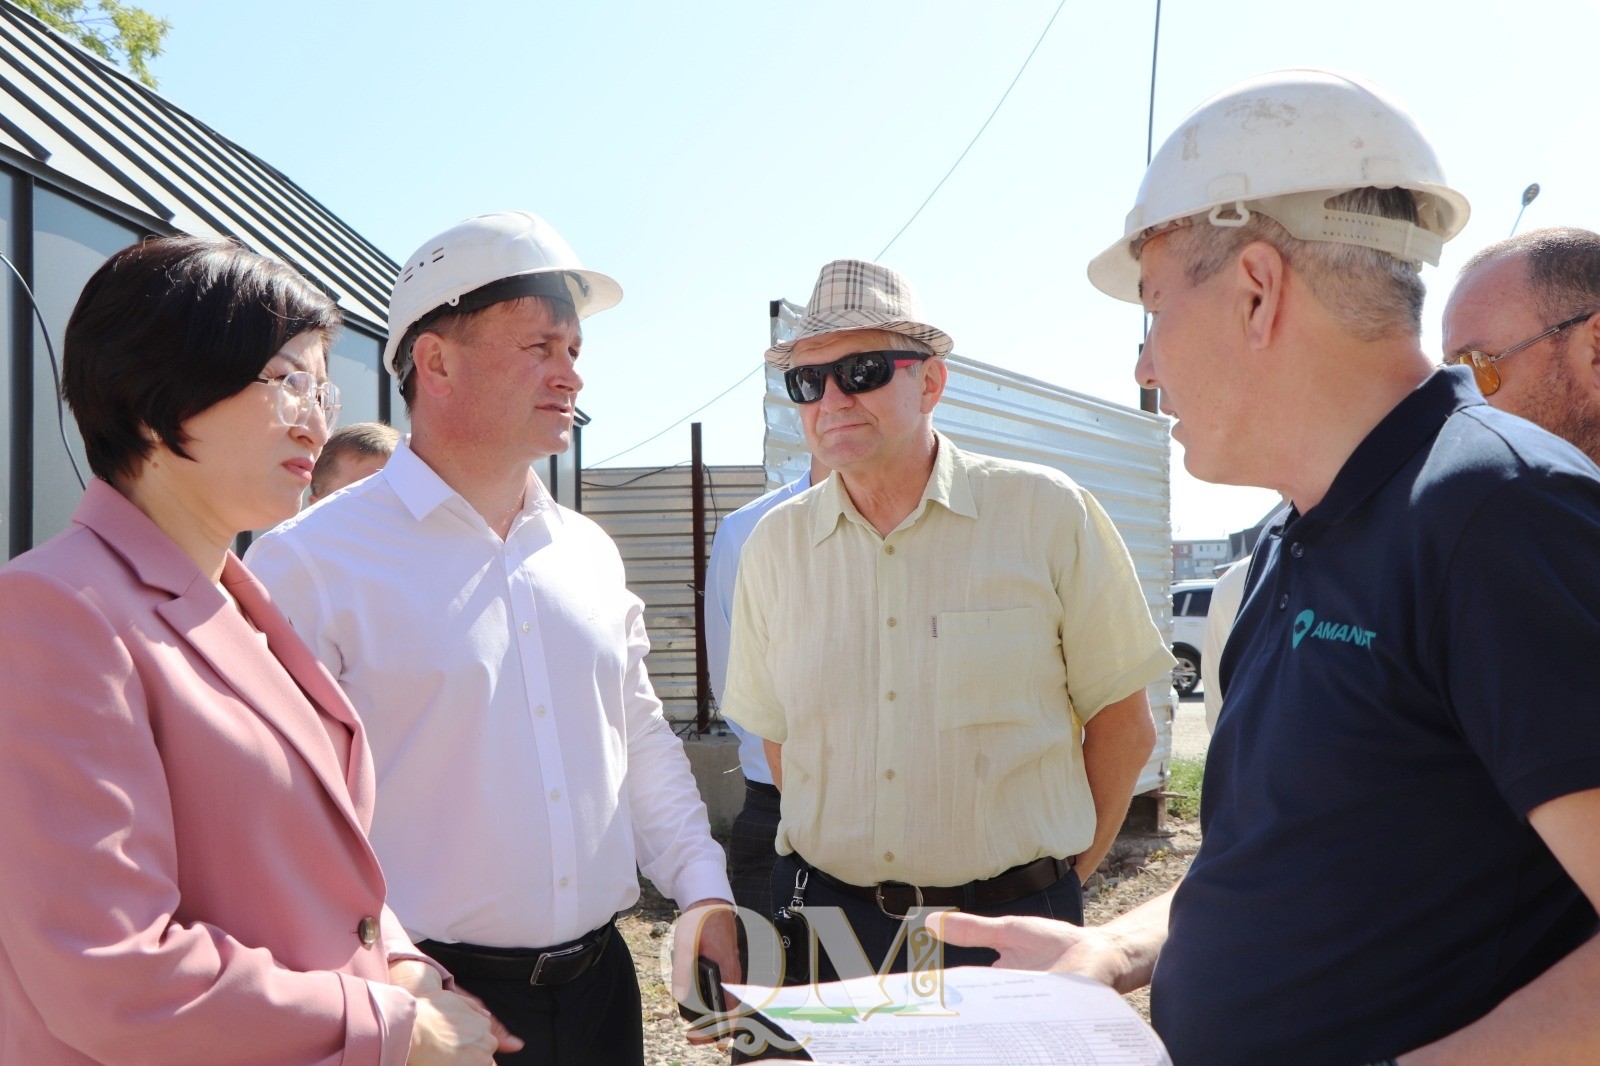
678, 956, 727, 1027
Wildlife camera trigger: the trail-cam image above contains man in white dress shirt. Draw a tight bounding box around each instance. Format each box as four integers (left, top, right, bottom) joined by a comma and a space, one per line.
248, 212, 736, 1065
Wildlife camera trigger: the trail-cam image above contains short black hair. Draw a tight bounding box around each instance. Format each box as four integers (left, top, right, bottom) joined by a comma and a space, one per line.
63, 236, 342, 482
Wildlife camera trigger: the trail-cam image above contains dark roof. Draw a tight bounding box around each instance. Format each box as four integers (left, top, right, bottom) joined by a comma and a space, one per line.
0, 2, 395, 331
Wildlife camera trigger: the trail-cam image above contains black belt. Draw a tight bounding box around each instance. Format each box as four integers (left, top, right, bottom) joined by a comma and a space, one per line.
745, 779, 780, 798
417, 921, 614, 986
798, 855, 1076, 919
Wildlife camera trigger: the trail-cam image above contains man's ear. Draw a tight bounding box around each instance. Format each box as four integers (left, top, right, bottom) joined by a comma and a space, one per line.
1235, 240, 1288, 351
409, 332, 452, 400
919, 355, 948, 414
1572, 311, 1600, 397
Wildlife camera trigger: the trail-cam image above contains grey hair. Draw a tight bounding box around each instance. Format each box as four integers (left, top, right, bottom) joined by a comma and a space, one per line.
1461, 227, 1600, 325
880, 332, 937, 357
1163, 187, 1427, 341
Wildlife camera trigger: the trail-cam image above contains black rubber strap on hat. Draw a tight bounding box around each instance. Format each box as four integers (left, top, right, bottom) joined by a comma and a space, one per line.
447, 270, 585, 317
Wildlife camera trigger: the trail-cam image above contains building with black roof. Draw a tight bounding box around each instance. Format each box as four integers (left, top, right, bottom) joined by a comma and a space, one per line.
0, 1, 411, 560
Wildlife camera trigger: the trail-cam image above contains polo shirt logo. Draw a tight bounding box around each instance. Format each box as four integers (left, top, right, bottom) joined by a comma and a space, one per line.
1292, 608, 1377, 650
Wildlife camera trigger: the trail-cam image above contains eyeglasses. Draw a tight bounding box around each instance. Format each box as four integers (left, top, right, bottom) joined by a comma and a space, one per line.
783, 350, 931, 405
253, 371, 342, 429
1446, 311, 1595, 396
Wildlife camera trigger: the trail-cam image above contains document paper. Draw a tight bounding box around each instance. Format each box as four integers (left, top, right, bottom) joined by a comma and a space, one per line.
727, 965, 1171, 1065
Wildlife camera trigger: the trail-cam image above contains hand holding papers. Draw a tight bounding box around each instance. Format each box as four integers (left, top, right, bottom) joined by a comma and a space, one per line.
725, 966, 1170, 1065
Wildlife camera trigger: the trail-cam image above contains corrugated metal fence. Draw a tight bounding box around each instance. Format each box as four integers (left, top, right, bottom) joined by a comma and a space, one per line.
581, 463, 767, 724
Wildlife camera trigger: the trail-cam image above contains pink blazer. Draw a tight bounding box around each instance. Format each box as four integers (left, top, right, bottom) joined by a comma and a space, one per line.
0, 481, 419, 1065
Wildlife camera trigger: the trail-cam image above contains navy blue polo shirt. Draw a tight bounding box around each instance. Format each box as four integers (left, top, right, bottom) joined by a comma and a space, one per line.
1151, 368, 1600, 1065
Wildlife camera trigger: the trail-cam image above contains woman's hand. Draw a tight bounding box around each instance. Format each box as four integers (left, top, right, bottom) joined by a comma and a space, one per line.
388, 958, 444, 995
407, 988, 522, 1065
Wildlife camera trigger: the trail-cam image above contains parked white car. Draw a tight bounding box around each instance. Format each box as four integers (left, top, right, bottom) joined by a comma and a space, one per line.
1170, 579, 1216, 698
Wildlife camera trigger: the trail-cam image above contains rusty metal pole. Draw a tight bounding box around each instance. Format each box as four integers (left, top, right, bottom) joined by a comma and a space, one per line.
691, 422, 710, 734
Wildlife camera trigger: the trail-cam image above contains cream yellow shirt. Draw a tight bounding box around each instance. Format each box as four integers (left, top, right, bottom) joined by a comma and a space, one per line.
723, 435, 1173, 887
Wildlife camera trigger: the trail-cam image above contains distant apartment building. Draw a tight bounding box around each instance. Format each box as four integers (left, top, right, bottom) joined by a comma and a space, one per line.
1172, 538, 1232, 581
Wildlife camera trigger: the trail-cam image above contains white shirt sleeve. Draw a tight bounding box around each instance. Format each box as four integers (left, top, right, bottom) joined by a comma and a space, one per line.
704, 521, 740, 705
1202, 557, 1252, 733
618, 590, 733, 908
243, 531, 340, 675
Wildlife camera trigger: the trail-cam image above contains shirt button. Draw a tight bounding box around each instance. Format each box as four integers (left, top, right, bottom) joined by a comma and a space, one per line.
1290, 542, 1305, 558
886, 691, 896, 702
357, 915, 379, 947
886, 617, 897, 628
559, 877, 570, 888
1277, 594, 1289, 610
883, 851, 894, 863
884, 769, 895, 781
885, 545, 896, 555
521, 621, 532, 633
549, 789, 561, 801
535, 704, 547, 717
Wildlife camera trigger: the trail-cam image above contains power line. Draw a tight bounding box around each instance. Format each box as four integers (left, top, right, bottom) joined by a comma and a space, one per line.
585, 363, 762, 467
1146, 0, 1162, 167
876, 0, 1069, 260
590, 4, 1069, 469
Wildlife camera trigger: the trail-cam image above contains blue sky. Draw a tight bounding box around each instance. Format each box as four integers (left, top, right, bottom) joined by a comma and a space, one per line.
140, 0, 1600, 537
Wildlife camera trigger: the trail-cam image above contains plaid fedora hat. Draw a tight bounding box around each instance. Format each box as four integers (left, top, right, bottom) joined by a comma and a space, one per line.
764, 259, 954, 368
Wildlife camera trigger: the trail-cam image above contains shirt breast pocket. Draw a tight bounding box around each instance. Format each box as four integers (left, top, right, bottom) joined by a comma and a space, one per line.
934, 608, 1048, 731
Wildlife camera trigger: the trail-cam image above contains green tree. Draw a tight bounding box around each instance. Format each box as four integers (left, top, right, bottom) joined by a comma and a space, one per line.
11, 0, 169, 88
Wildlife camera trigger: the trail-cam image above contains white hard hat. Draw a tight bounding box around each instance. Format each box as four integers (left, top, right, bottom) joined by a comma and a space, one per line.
1088, 69, 1471, 304
384, 210, 622, 378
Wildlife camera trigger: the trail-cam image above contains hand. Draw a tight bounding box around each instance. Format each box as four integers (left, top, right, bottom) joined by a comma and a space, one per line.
672, 899, 743, 1045
389, 958, 445, 996
407, 988, 523, 1065
933, 913, 1135, 990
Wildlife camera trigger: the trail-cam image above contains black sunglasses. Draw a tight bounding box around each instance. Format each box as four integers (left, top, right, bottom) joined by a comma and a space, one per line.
783, 350, 932, 404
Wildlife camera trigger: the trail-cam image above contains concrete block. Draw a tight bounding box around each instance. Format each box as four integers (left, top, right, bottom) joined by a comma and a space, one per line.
679, 731, 744, 837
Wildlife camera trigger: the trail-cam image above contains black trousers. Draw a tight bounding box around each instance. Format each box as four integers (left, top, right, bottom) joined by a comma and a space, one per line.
446, 929, 644, 1066
770, 852, 1084, 981
728, 780, 782, 917
732, 854, 1085, 1062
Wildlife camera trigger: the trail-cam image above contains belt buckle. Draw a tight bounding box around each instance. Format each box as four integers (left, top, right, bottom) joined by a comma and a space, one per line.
874, 880, 924, 921
529, 942, 586, 986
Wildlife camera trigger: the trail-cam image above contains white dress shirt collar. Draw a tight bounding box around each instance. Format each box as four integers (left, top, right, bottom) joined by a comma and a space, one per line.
385, 437, 558, 531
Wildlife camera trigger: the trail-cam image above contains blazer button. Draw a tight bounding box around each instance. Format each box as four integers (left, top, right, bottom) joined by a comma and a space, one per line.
358, 915, 379, 947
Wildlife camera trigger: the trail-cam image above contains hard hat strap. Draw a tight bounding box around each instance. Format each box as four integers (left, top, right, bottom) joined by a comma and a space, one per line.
1245, 194, 1444, 267
443, 271, 583, 316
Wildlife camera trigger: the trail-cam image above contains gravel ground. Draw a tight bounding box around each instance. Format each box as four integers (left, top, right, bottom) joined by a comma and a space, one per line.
1171, 694, 1212, 761
620, 816, 1203, 1064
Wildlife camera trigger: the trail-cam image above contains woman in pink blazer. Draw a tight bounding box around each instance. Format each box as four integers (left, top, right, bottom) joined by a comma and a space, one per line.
0, 238, 515, 1065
